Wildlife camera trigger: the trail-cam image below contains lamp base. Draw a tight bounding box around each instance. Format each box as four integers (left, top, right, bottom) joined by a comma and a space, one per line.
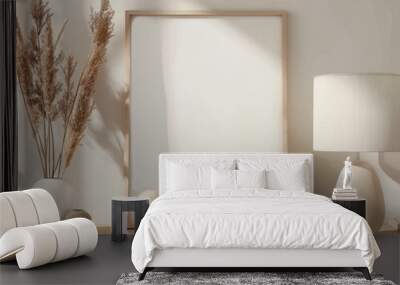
336, 162, 385, 232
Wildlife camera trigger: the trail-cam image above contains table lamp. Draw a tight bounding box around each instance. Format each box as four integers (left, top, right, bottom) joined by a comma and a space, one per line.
313, 73, 400, 231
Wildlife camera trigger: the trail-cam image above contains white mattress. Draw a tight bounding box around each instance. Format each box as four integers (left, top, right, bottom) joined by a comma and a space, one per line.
131, 189, 380, 273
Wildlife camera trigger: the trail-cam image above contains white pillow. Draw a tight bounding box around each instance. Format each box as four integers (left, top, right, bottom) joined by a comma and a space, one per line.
238, 159, 309, 191
237, 169, 267, 188
211, 169, 267, 190
211, 168, 236, 190
266, 165, 307, 191
167, 160, 235, 191
167, 163, 210, 191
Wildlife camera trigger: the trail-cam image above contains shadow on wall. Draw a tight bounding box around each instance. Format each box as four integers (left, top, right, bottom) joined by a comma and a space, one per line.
89, 79, 129, 180
313, 152, 347, 196
379, 152, 400, 184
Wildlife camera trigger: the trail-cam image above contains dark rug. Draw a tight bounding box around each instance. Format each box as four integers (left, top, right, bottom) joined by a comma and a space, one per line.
116, 272, 396, 285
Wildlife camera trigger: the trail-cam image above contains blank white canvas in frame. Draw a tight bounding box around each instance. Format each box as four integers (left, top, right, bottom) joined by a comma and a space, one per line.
129, 15, 286, 191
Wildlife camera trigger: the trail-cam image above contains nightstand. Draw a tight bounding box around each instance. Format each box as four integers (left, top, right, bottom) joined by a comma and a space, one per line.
112, 197, 149, 242
332, 198, 366, 218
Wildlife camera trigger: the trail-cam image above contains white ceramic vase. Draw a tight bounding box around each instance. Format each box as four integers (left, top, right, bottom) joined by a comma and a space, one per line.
33, 178, 73, 218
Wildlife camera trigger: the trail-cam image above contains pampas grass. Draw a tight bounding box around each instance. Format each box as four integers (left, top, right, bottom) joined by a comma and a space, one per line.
16, 0, 114, 178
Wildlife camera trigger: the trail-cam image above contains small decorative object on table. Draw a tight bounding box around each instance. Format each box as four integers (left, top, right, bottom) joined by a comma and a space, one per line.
112, 197, 149, 242
332, 157, 359, 200
332, 198, 366, 218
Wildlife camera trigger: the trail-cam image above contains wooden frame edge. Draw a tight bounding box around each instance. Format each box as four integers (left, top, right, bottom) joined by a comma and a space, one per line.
281, 12, 288, 151
125, 10, 287, 17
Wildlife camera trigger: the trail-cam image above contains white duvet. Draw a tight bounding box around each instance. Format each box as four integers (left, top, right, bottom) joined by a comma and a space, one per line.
131, 189, 380, 273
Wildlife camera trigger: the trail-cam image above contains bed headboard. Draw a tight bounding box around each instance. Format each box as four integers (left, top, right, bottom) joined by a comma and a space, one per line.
159, 153, 314, 195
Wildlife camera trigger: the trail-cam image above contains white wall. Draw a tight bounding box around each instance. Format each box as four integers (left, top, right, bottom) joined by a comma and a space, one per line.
17, 0, 400, 228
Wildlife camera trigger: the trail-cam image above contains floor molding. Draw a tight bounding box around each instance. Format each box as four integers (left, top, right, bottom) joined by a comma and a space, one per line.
97, 225, 111, 235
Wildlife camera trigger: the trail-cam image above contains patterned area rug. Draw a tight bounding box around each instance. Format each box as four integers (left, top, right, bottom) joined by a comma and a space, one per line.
116, 272, 395, 285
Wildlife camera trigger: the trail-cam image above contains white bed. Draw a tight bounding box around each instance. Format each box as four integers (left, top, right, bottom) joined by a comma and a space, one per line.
131, 153, 380, 280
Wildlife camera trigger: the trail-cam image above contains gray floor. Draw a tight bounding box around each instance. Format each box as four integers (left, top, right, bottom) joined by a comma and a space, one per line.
1, 234, 399, 285
0, 236, 134, 285
374, 232, 400, 284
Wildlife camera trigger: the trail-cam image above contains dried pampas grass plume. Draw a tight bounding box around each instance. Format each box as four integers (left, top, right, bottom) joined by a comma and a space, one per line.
64, 0, 114, 168
16, 0, 114, 177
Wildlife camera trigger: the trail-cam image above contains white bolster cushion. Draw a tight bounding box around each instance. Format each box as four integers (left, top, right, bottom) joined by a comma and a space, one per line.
64, 218, 98, 257
0, 226, 57, 269
0, 218, 97, 269
42, 221, 79, 262
23, 189, 60, 223
0, 196, 17, 237
1, 192, 39, 227
0, 189, 59, 238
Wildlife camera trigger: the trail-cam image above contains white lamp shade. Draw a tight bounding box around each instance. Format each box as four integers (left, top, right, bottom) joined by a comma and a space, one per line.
313, 73, 400, 152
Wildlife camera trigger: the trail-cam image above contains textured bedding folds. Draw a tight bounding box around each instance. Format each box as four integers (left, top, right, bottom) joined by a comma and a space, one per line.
131, 189, 380, 273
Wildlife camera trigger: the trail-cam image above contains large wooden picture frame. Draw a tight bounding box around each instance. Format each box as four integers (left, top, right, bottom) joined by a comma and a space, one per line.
124, 11, 288, 194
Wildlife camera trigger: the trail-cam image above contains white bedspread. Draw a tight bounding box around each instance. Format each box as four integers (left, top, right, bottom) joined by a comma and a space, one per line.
131, 189, 380, 272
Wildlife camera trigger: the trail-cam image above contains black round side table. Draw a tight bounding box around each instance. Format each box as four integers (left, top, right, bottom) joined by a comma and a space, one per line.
111, 197, 149, 242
